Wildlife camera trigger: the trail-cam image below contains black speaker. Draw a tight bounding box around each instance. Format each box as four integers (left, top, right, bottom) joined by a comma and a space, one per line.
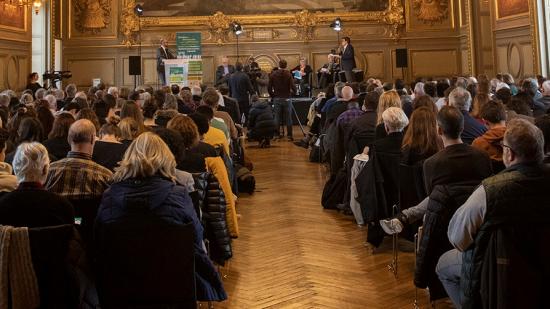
129, 56, 141, 76
396, 49, 408, 68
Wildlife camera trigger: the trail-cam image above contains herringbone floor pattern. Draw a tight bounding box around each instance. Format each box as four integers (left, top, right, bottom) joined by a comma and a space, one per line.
216, 135, 453, 309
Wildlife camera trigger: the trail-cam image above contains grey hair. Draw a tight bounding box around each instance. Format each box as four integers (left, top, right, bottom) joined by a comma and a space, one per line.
382, 107, 409, 132
53, 88, 65, 100
163, 94, 178, 110
414, 82, 425, 96
107, 86, 119, 97
35, 88, 47, 100
75, 91, 87, 100
12, 142, 50, 184
456, 77, 468, 89
0, 94, 9, 107
45, 95, 57, 110
449, 87, 472, 111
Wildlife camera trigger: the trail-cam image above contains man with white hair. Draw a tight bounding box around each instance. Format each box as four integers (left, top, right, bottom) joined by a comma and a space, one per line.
449, 87, 487, 144
44, 94, 57, 113
0, 142, 74, 227
536, 80, 550, 111
35, 88, 47, 101
107, 86, 119, 98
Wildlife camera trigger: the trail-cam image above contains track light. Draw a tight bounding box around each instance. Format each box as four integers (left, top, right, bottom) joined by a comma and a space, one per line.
134, 4, 144, 16
330, 18, 342, 32
231, 22, 243, 36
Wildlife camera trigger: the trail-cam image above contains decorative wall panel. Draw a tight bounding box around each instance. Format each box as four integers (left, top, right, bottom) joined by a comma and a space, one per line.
67, 58, 116, 86
410, 49, 459, 78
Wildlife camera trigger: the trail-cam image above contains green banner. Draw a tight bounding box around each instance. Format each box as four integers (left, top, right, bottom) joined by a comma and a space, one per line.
176, 32, 202, 59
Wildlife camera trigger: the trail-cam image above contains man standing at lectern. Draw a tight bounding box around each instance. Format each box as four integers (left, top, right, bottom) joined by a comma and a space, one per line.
340, 37, 356, 83
157, 39, 175, 86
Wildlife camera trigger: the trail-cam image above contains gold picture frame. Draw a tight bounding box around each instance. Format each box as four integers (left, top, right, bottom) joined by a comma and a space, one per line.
405, 0, 456, 32
494, 0, 530, 21
0, 3, 28, 33
121, 0, 405, 45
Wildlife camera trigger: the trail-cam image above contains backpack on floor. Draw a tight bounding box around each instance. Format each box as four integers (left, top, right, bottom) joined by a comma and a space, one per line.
236, 164, 255, 194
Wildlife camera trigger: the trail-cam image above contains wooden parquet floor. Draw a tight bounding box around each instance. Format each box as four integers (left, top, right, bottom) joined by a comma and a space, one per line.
216, 135, 453, 309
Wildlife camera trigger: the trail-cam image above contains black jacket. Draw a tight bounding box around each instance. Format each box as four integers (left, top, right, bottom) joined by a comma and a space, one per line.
340, 44, 356, 71
461, 164, 550, 309
193, 173, 233, 266
414, 182, 478, 300
268, 69, 296, 98
228, 71, 254, 103
220, 96, 241, 124
156, 46, 175, 73
248, 101, 276, 140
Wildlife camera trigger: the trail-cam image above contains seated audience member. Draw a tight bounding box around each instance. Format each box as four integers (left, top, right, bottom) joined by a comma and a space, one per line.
202, 88, 237, 140
371, 107, 408, 154
153, 127, 195, 192
247, 96, 276, 148
336, 88, 364, 127
412, 95, 438, 115
535, 114, 550, 163
45, 119, 112, 200
42, 113, 75, 161
448, 87, 487, 144
95, 132, 227, 301
120, 101, 146, 133
401, 107, 442, 165
119, 117, 142, 147
195, 106, 230, 156
382, 106, 493, 234
321, 82, 345, 116
472, 100, 507, 169
191, 86, 202, 106
437, 118, 549, 308
326, 84, 354, 126
0, 128, 17, 193
6, 117, 45, 165
36, 100, 54, 135
143, 100, 159, 127
76, 108, 101, 133
180, 89, 197, 113
469, 93, 490, 124
217, 85, 241, 124
375, 90, 402, 139
184, 113, 219, 172
93, 121, 128, 171
0, 142, 74, 227
536, 80, 550, 111
154, 109, 179, 127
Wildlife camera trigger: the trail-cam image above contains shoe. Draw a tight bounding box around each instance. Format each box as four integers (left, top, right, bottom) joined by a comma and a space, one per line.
287, 136, 294, 141
293, 140, 308, 149
379, 218, 404, 235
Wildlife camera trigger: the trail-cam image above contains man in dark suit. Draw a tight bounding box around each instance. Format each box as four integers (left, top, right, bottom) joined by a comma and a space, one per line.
318, 54, 340, 90
156, 39, 175, 86
228, 62, 254, 124
216, 56, 236, 87
339, 37, 356, 83
218, 85, 242, 125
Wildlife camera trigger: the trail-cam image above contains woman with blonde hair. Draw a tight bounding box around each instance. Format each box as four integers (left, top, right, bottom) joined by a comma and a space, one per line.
376, 90, 402, 139
118, 117, 142, 147
95, 132, 227, 301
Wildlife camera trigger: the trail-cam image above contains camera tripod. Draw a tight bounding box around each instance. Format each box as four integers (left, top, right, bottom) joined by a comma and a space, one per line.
274, 98, 307, 138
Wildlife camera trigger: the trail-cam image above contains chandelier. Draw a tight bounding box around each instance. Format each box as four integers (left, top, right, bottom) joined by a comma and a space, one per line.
0, 0, 44, 15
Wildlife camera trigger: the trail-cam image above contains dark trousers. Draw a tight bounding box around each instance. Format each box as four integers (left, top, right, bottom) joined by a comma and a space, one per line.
273, 98, 293, 137
238, 100, 250, 126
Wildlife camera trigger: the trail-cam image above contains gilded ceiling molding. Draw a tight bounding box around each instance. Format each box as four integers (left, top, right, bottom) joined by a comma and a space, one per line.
293, 10, 319, 42
206, 11, 234, 45
74, 0, 111, 34
120, 0, 140, 46
412, 0, 449, 24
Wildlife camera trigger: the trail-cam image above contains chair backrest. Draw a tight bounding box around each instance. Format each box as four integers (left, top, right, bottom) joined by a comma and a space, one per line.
96, 218, 196, 308
67, 197, 102, 247
28, 224, 81, 309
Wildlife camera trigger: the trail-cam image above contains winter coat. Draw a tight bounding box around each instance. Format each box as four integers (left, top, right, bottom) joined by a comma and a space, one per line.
248, 101, 276, 140
472, 126, 506, 162
205, 157, 239, 238
414, 182, 478, 300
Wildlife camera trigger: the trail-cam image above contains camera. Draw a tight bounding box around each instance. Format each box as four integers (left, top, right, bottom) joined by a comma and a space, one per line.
43, 70, 72, 81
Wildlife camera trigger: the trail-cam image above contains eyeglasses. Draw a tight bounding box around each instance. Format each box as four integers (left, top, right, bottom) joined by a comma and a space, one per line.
499, 141, 514, 153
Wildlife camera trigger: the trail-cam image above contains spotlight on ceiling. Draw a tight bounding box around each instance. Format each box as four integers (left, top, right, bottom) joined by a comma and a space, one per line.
231, 22, 243, 36
330, 18, 342, 32
134, 4, 144, 16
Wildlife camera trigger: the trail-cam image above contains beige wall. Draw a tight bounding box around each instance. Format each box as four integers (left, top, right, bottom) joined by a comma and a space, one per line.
490, 0, 540, 79
59, 0, 474, 88
0, 8, 32, 91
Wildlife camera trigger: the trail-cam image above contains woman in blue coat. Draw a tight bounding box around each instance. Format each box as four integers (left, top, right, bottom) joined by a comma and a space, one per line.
95, 132, 227, 301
